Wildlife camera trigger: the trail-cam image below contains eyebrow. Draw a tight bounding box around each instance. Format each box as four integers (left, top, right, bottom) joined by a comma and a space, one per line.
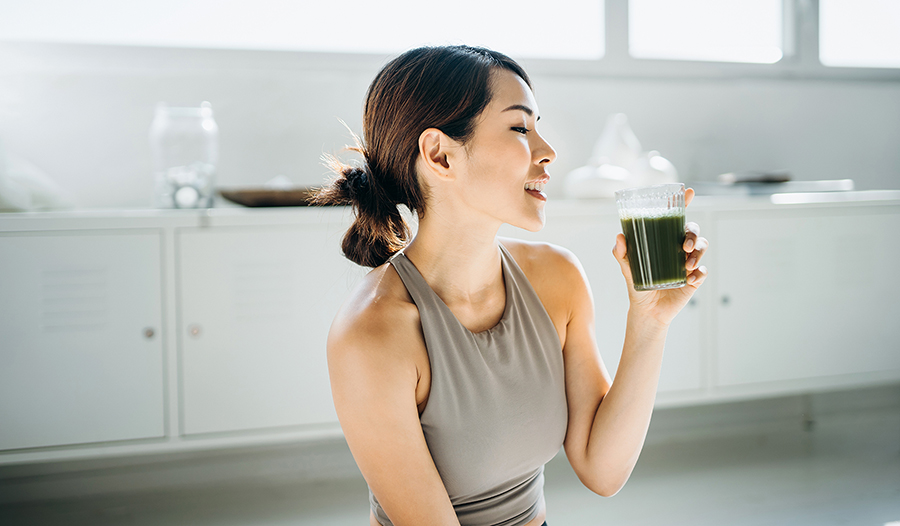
502, 104, 540, 121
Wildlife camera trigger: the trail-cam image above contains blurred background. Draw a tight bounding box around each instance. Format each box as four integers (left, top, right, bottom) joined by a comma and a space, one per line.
0, 0, 898, 207
0, 1, 898, 525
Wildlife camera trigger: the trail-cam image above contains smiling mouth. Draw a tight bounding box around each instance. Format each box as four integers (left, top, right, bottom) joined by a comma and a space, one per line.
525, 182, 547, 201
524, 181, 546, 192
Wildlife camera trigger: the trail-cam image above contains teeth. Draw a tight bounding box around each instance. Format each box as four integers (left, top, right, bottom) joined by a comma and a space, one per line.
525, 182, 546, 192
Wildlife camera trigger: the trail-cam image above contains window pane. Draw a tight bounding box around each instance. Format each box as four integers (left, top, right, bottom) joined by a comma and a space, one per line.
629, 0, 783, 63
0, 0, 604, 60
820, 0, 900, 68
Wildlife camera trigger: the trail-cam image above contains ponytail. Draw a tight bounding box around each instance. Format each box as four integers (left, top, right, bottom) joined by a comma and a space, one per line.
313, 154, 411, 268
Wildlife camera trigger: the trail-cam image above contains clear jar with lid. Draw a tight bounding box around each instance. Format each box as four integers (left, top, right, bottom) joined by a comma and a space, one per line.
149, 101, 218, 208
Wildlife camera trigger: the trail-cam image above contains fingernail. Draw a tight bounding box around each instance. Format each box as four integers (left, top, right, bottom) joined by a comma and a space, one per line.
685, 240, 694, 251
688, 256, 697, 268
688, 275, 696, 284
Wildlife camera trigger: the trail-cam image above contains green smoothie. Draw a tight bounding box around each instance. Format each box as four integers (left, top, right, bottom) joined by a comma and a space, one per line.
620, 211, 686, 291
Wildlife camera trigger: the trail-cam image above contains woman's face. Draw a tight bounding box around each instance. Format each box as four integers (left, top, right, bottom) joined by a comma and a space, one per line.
454, 68, 557, 232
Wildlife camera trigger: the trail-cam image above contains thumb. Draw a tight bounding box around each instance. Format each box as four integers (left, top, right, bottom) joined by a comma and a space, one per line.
612, 233, 635, 288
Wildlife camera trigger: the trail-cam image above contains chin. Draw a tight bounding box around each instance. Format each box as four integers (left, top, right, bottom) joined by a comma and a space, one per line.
512, 210, 546, 233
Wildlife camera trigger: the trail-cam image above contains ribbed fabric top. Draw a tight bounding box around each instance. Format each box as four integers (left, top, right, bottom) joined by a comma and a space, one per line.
370, 243, 568, 526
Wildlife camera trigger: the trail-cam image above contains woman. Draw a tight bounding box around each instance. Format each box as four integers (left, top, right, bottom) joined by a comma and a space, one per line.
316, 45, 708, 526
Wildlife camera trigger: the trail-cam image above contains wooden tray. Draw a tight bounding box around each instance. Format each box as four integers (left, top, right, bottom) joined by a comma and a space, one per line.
218, 187, 326, 207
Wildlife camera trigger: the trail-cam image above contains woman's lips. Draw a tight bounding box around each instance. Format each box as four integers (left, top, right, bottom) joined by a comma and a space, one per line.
526, 188, 547, 201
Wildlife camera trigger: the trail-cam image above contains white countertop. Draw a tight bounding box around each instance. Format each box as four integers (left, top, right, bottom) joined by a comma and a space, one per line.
2, 191, 899, 232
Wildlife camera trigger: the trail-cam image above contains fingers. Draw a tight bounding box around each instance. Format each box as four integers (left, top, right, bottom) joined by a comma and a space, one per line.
683, 222, 700, 251
683, 221, 708, 271
687, 265, 708, 287
686, 236, 708, 271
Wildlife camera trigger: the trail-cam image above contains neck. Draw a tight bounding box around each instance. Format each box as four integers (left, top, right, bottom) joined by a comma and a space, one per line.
403, 208, 504, 306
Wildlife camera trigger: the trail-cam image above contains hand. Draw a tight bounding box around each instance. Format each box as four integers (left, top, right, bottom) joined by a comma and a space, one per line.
612, 187, 709, 326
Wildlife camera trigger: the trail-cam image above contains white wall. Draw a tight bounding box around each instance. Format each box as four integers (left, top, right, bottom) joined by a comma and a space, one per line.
0, 42, 898, 208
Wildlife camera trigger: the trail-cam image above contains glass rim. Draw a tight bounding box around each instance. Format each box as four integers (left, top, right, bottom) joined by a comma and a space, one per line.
614, 182, 685, 200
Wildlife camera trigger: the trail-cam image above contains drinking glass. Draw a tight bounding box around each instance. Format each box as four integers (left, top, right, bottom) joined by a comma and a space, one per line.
615, 183, 687, 291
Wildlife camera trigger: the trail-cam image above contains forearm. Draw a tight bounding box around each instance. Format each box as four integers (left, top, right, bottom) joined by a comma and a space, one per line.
583, 309, 669, 495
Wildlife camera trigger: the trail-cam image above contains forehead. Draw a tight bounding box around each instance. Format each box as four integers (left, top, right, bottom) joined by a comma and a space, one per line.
486, 69, 538, 117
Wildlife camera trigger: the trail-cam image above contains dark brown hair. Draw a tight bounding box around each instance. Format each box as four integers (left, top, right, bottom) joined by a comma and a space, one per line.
314, 45, 531, 267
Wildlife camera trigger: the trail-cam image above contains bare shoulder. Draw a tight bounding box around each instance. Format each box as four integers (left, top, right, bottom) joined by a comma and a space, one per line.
327, 260, 424, 375
498, 237, 589, 338
498, 237, 585, 286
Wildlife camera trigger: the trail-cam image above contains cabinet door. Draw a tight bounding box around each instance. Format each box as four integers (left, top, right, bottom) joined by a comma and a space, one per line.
501, 210, 704, 395
178, 224, 363, 435
714, 207, 900, 387
0, 231, 165, 450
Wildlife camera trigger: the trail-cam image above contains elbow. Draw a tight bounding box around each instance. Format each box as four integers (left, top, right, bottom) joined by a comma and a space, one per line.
593, 480, 626, 498
596, 483, 625, 497
577, 471, 628, 498
568, 448, 635, 497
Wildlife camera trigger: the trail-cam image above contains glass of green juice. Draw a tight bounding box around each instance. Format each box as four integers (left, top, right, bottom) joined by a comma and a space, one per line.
615, 183, 687, 291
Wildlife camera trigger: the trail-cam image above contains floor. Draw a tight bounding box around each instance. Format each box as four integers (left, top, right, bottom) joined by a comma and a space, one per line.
1, 388, 898, 526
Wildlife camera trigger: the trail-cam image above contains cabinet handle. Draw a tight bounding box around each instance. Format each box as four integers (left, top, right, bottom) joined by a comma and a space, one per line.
721, 295, 730, 306
144, 327, 155, 339
188, 324, 202, 337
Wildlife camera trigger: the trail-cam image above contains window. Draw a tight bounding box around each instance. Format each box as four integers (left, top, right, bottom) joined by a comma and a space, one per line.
3, 0, 898, 76
0, 0, 604, 60
628, 0, 783, 64
820, 0, 900, 68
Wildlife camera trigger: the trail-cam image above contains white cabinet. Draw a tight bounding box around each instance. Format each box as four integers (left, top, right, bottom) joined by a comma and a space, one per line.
177, 225, 363, 435
713, 206, 900, 387
1, 199, 898, 463
502, 208, 704, 396
0, 231, 165, 450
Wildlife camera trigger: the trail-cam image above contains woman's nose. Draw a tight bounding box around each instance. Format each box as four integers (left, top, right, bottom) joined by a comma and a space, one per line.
535, 135, 557, 165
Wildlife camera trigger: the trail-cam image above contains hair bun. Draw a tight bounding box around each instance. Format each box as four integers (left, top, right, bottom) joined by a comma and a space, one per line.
340, 166, 370, 203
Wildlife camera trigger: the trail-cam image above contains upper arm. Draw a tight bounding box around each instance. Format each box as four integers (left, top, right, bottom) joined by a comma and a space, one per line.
545, 248, 613, 481
327, 300, 459, 526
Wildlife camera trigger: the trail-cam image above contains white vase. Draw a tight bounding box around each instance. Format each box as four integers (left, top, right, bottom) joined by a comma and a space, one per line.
589, 113, 643, 169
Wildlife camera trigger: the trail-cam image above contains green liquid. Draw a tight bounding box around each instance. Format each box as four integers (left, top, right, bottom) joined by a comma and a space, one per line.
620, 213, 686, 291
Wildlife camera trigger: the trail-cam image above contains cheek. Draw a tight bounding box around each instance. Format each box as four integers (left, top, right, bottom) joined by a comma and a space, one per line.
463, 138, 531, 197
478, 140, 530, 173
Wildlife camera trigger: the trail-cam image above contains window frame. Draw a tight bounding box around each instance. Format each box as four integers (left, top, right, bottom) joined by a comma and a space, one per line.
1, 0, 898, 82
520, 0, 900, 81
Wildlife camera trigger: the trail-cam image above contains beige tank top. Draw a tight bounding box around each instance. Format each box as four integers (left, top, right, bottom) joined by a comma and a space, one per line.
370, 242, 568, 526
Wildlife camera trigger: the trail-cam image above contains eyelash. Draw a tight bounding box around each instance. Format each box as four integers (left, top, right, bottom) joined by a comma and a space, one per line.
512, 126, 531, 134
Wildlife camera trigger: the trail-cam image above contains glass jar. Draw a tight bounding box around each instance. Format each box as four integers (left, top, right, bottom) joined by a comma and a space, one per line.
149, 101, 218, 208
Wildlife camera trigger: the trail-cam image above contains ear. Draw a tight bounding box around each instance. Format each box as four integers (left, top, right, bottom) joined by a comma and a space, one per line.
418, 128, 457, 181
